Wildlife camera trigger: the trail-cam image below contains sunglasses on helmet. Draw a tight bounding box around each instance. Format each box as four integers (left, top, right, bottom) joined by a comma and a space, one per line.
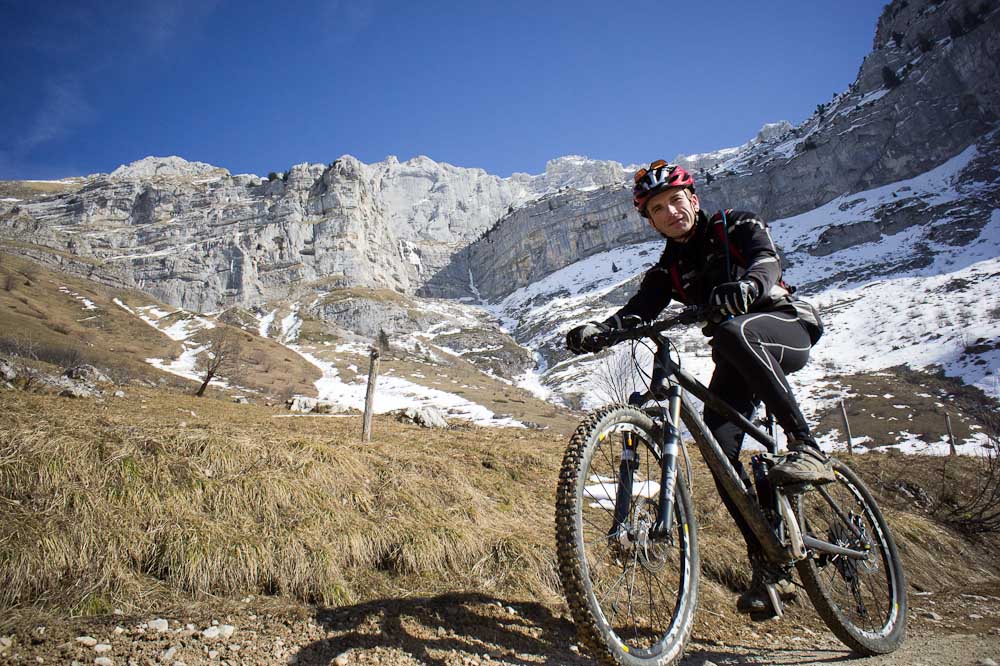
633, 160, 676, 190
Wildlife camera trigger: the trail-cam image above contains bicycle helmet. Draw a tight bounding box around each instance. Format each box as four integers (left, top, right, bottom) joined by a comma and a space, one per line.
632, 160, 695, 218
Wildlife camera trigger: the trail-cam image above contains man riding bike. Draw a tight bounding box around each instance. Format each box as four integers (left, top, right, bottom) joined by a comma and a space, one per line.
566, 161, 833, 615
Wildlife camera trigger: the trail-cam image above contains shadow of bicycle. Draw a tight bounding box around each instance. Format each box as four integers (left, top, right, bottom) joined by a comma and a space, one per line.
295, 591, 592, 665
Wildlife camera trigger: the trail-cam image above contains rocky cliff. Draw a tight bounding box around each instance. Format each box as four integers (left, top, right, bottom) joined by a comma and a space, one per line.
448, 0, 1000, 302
0, 154, 630, 311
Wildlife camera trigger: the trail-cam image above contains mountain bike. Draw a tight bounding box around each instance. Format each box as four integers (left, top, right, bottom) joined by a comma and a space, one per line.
555, 306, 907, 666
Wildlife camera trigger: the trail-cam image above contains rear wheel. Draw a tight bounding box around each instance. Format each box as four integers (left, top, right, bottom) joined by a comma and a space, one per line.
556, 405, 699, 666
794, 459, 907, 654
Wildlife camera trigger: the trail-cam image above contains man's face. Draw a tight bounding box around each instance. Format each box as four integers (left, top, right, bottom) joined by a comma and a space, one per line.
646, 187, 699, 241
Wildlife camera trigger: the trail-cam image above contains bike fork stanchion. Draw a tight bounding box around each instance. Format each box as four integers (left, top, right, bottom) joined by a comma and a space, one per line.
611, 432, 638, 541
650, 385, 682, 541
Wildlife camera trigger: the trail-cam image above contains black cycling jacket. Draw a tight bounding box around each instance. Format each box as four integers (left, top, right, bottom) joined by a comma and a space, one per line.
603, 209, 823, 340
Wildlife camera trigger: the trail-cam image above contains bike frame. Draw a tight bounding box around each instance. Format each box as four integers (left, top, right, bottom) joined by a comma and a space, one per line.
607, 314, 871, 568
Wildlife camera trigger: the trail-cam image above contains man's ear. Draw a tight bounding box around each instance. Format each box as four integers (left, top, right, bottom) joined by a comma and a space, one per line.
689, 192, 700, 212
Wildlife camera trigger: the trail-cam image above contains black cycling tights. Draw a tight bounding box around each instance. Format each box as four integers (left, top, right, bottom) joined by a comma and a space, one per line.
703, 310, 815, 557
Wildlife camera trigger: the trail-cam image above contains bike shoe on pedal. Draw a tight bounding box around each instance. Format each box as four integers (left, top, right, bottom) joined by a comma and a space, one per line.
769, 439, 836, 486
737, 555, 797, 615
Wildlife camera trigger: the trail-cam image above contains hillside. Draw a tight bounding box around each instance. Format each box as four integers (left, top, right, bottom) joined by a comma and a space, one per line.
2, 380, 1000, 662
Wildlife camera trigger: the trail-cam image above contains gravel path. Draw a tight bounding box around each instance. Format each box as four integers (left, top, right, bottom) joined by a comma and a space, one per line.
3, 592, 998, 666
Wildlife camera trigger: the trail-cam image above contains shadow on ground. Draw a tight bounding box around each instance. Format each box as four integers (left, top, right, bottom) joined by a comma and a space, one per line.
297, 591, 592, 665
681, 641, 852, 665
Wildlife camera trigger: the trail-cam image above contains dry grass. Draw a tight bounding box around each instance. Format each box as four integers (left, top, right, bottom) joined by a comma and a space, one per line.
2, 384, 997, 632
0, 388, 564, 621
0, 180, 83, 202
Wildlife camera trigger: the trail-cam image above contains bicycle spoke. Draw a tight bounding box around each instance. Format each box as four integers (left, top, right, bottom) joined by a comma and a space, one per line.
558, 406, 699, 661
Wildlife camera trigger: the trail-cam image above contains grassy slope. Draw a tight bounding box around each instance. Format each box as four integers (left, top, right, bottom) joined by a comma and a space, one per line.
0, 252, 320, 398
2, 382, 997, 639
0, 253, 569, 427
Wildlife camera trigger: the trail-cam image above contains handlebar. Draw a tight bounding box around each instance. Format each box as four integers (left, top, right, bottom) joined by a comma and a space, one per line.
595, 305, 709, 348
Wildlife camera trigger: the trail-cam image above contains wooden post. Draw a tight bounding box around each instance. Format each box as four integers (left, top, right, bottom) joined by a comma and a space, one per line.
839, 400, 854, 454
946, 413, 957, 456
362, 347, 380, 442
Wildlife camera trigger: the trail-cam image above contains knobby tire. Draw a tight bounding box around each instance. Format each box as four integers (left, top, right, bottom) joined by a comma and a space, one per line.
556, 405, 699, 666
795, 459, 907, 655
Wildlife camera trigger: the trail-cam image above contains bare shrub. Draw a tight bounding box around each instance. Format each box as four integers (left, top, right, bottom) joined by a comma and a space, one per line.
933, 413, 1000, 534
103, 364, 134, 387
195, 326, 243, 397
4, 273, 15, 291
593, 346, 641, 405
0, 334, 97, 370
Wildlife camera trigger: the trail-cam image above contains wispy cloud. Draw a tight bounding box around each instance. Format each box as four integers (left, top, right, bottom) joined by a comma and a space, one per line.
2, 1, 221, 178
17, 80, 95, 152
138, 0, 222, 55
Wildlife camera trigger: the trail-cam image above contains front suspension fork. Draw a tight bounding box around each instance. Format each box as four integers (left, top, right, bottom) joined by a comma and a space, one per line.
650, 385, 682, 541
610, 431, 639, 541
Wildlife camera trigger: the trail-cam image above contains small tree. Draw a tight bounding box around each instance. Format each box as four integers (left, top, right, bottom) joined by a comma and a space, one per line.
195, 326, 243, 397
594, 348, 638, 406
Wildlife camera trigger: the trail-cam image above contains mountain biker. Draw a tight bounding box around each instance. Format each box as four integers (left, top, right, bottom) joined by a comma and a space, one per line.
565, 161, 833, 615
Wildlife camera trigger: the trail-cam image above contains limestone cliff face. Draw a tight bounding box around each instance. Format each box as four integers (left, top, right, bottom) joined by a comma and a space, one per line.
452, 0, 1000, 301
0, 154, 627, 310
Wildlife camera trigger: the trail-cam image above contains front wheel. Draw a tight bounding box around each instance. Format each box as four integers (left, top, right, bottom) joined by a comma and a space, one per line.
556, 405, 699, 666
795, 459, 907, 655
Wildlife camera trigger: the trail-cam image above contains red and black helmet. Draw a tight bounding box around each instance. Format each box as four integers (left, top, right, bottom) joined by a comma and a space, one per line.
632, 160, 695, 218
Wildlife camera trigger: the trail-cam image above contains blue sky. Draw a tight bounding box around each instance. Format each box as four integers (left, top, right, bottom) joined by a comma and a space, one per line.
0, 0, 884, 180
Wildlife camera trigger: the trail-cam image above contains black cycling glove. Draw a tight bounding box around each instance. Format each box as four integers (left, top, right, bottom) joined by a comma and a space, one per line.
709, 279, 760, 316
566, 322, 611, 354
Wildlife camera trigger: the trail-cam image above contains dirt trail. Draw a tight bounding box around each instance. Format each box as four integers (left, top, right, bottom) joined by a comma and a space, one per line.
682, 634, 998, 665
5, 591, 999, 666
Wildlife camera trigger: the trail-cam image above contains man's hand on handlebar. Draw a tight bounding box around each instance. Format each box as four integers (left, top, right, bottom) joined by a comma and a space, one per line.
566, 309, 710, 354
566, 322, 612, 354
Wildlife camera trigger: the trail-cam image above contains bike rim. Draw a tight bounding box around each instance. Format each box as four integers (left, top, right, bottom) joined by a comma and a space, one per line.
801, 469, 902, 639
577, 423, 694, 658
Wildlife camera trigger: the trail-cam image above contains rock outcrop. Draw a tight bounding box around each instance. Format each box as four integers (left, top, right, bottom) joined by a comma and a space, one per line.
0, 152, 631, 312
446, 0, 1000, 301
